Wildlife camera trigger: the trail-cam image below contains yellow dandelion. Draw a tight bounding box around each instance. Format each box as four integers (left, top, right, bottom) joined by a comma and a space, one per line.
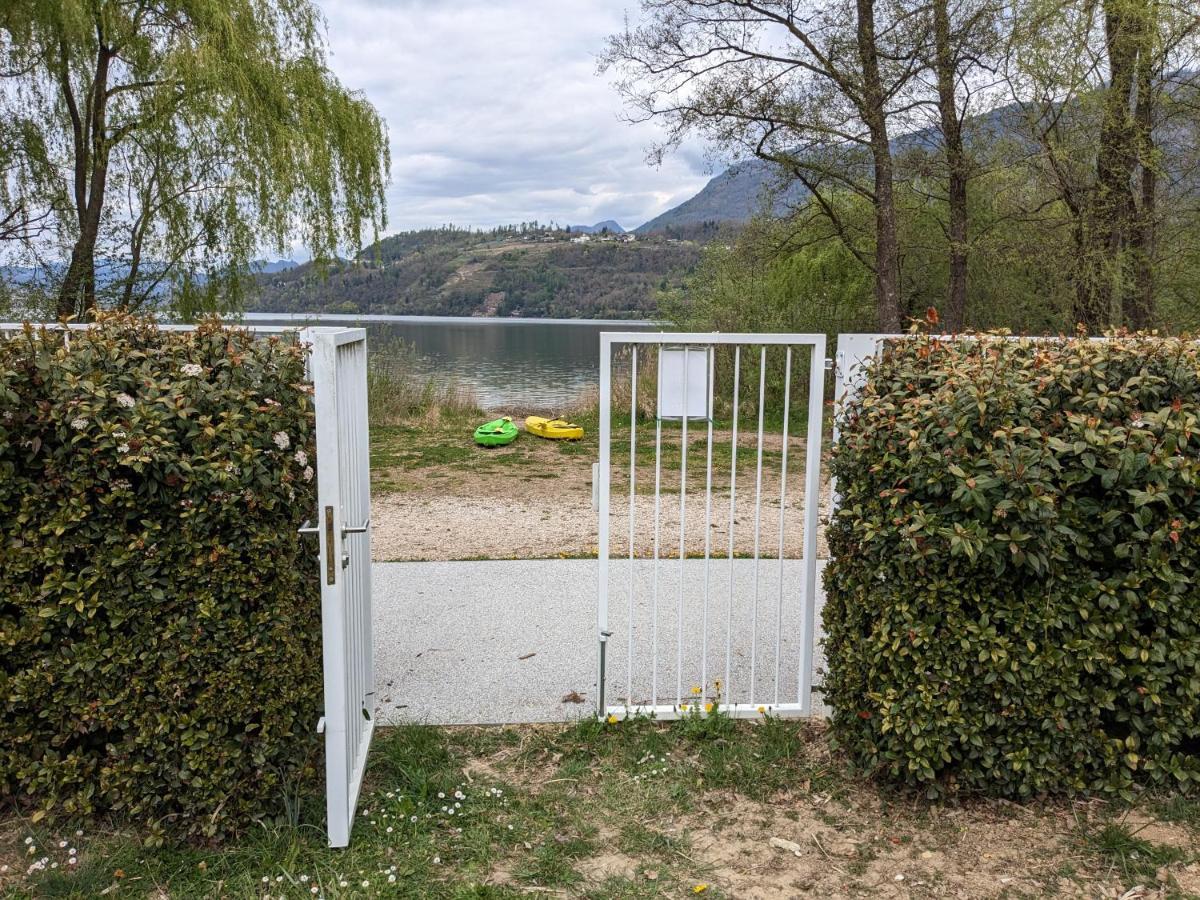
704, 702, 714, 714
606, 714, 619, 725
693, 885, 708, 894
757, 705, 767, 714
691, 686, 702, 696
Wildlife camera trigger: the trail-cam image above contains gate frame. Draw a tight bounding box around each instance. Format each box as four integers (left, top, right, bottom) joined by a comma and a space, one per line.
596, 331, 827, 721
301, 326, 374, 849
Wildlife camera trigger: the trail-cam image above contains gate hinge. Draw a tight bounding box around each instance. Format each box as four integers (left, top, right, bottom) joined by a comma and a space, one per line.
316, 716, 326, 734
824, 357, 834, 372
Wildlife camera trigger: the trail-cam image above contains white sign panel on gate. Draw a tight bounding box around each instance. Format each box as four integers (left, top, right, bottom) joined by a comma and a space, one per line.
657, 347, 711, 419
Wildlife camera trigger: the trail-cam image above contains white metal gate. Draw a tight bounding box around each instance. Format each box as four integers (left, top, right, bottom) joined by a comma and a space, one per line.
303, 327, 374, 848
596, 332, 827, 720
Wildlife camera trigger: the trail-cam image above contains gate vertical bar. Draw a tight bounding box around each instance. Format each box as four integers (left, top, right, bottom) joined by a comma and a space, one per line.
749, 347, 767, 706
676, 347, 688, 705
774, 348, 792, 705
305, 328, 349, 848
798, 337, 827, 714
700, 346, 715, 699
650, 346, 663, 706
626, 347, 637, 706
725, 347, 740, 701
597, 335, 613, 715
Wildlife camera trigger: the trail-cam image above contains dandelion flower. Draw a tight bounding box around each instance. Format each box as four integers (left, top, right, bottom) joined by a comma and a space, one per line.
606, 714, 619, 724
693, 885, 708, 894
757, 705, 767, 714
704, 702, 714, 713
691, 686, 702, 695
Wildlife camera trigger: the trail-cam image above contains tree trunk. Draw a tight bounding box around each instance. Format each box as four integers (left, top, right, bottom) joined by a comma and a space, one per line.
933, 0, 969, 331
56, 34, 111, 320
1126, 3, 1156, 329
1078, 0, 1143, 330
857, 0, 903, 332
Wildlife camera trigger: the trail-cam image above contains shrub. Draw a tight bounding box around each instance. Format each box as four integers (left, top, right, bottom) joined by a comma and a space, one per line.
824, 332, 1200, 799
0, 315, 320, 839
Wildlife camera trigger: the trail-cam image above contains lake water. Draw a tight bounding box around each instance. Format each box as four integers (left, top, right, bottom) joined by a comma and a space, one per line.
242, 313, 665, 409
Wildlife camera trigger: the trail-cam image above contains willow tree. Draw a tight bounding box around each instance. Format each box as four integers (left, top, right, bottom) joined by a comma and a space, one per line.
0, 1, 389, 319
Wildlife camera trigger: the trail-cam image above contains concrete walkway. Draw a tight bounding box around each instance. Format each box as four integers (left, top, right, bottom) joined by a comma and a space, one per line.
373, 558, 828, 726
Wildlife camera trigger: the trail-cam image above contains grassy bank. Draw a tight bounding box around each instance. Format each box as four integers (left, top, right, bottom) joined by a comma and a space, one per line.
3, 721, 1197, 898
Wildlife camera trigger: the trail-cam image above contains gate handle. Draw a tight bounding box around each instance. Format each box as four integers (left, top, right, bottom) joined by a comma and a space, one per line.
342, 519, 370, 536
297, 520, 319, 536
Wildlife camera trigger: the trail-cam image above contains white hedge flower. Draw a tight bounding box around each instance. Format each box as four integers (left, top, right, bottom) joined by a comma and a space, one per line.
273, 431, 290, 450
117, 443, 130, 454
180, 363, 204, 377
70, 417, 88, 431
303, 465, 314, 482
294, 449, 308, 467
115, 393, 135, 408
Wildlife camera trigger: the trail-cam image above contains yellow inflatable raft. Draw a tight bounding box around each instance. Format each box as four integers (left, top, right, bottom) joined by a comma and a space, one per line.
525, 415, 584, 441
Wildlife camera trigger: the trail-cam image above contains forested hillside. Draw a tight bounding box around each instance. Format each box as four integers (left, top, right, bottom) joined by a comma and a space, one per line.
250, 224, 721, 318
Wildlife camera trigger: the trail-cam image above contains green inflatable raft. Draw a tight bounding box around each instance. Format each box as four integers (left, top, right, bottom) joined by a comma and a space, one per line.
474, 416, 518, 447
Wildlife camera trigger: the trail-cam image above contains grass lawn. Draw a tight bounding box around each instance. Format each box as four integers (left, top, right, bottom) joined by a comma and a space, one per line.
3, 719, 1198, 899
368, 416, 792, 498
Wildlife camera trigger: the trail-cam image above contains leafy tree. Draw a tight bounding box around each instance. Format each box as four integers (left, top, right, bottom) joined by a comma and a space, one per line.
0, 0, 389, 319
1004, 0, 1200, 330
602, 0, 919, 332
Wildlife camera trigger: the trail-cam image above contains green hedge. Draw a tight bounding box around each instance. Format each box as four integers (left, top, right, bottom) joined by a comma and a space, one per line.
824, 332, 1200, 799
0, 316, 321, 839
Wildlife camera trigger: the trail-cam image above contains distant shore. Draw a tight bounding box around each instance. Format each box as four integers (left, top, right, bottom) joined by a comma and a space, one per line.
238, 311, 668, 327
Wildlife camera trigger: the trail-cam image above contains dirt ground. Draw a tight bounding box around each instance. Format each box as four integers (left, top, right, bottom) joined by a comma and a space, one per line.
370, 425, 831, 562
459, 723, 1200, 900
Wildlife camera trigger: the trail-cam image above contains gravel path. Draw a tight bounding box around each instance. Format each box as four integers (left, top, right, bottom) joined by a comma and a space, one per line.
371, 480, 832, 562
372, 558, 829, 726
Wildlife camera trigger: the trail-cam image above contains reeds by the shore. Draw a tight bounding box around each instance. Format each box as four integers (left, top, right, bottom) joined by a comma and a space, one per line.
367, 340, 481, 425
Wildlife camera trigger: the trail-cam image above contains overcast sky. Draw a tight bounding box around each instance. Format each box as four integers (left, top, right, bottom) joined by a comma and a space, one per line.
315, 0, 715, 236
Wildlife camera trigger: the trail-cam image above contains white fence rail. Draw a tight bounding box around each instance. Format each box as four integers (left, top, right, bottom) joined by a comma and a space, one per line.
597, 332, 827, 720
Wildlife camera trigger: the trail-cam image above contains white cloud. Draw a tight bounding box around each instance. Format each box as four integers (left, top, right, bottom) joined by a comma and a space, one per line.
313, 0, 715, 236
